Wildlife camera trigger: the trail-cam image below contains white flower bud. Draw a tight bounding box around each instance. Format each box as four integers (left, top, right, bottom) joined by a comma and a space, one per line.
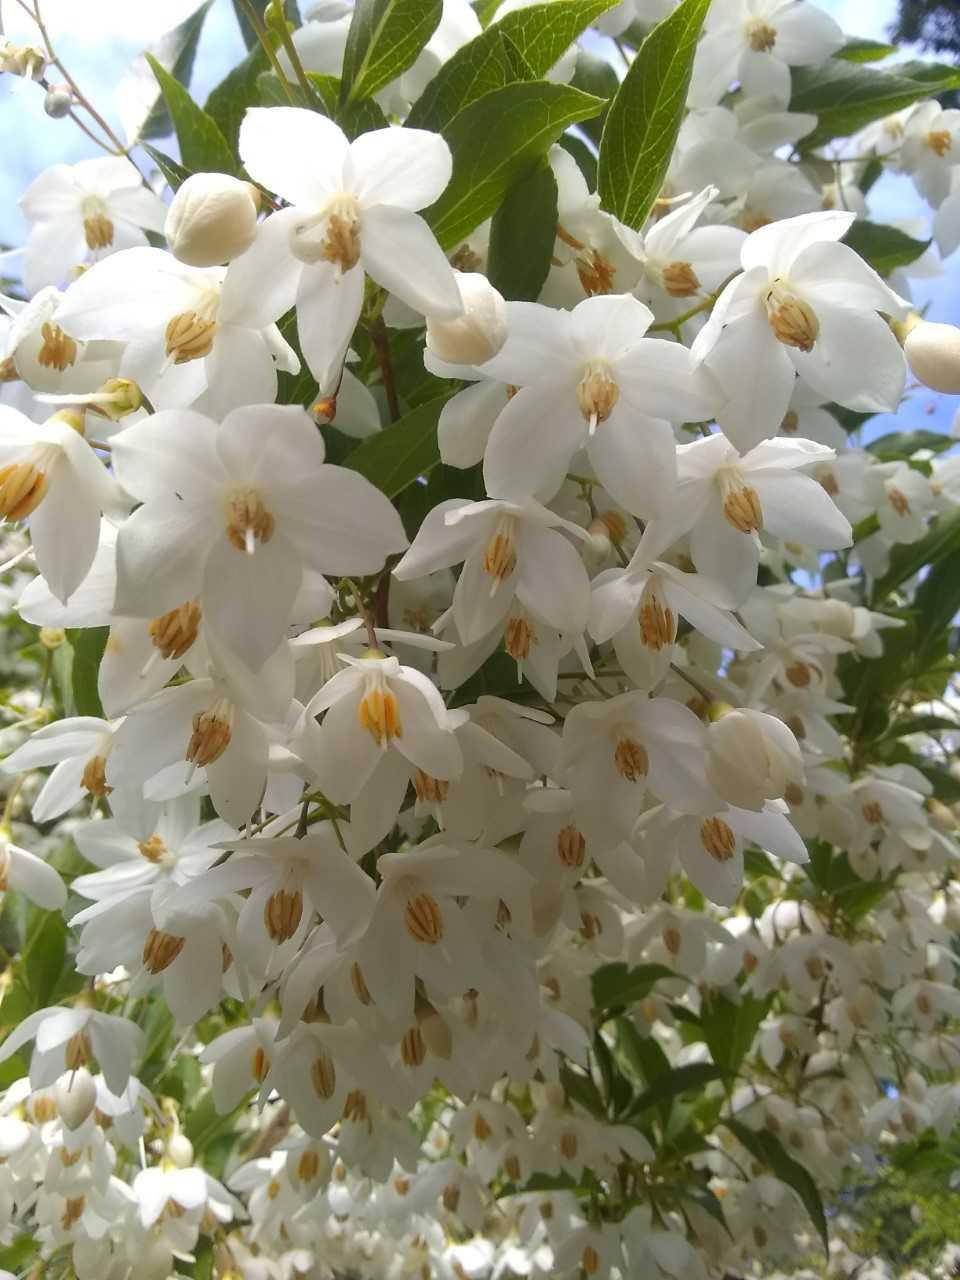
165, 172, 260, 268
43, 83, 73, 118
167, 1131, 194, 1167
425, 272, 507, 367
55, 1067, 97, 1130
706, 708, 804, 811
903, 320, 960, 394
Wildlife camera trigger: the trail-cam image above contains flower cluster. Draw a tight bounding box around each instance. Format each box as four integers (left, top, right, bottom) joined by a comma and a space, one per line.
1, 0, 960, 1277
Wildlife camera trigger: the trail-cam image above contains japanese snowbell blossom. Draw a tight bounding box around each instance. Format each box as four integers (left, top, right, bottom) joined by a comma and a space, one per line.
667, 433, 853, 603
0, 406, 124, 602
110, 404, 407, 671
2, 715, 120, 822
55, 247, 299, 417
1, 286, 121, 395
900, 101, 960, 207
0, 829, 66, 909
482, 294, 715, 516
236, 108, 462, 391
19, 156, 167, 295
705, 708, 803, 811
588, 523, 760, 689
393, 496, 592, 645
689, 0, 844, 109
0, 1006, 144, 1094
692, 211, 909, 451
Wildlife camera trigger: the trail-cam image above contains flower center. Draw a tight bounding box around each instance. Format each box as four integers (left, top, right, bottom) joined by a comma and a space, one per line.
186, 698, 233, 768
251, 1046, 270, 1082
413, 769, 449, 805
927, 129, 952, 157
745, 17, 777, 51
225, 488, 275, 554
137, 835, 168, 864
401, 1025, 426, 1068
310, 1052, 337, 1099
404, 890, 443, 943
661, 260, 701, 298
556, 823, 586, 869
764, 280, 819, 352
504, 614, 537, 661
613, 733, 648, 782
343, 1089, 369, 1124
142, 927, 185, 974
81, 195, 114, 250
264, 886, 303, 942
291, 194, 362, 270
482, 515, 518, 582
358, 679, 403, 747
637, 577, 676, 650
700, 816, 737, 862
165, 310, 216, 364
81, 753, 112, 797
37, 322, 78, 371
555, 225, 615, 296
816, 465, 839, 497
576, 360, 619, 435
0, 445, 57, 521
887, 485, 910, 516
719, 468, 764, 534
148, 600, 201, 660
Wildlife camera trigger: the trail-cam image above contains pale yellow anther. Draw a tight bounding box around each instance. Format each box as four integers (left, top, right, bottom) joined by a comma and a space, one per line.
482, 527, 517, 581
0, 459, 49, 520
264, 887, 303, 942
142, 927, 185, 974
81, 753, 112, 797
746, 17, 777, 50
358, 684, 402, 746
186, 700, 233, 767
148, 601, 201, 660
504, 614, 536, 660
765, 281, 819, 352
927, 129, 952, 157
700, 816, 737, 862
137, 835, 168, 863
310, 1052, 336, 1099
613, 734, 648, 782
637, 579, 675, 650
556, 823, 586, 869
83, 213, 114, 250
722, 484, 764, 534
404, 890, 443, 943
662, 260, 700, 298
165, 310, 216, 364
225, 488, 275, 553
576, 360, 619, 434
413, 769, 449, 805
37, 322, 78, 372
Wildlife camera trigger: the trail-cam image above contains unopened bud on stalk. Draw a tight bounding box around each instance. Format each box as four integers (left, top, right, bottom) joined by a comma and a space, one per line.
425, 272, 507, 366
165, 173, 260, 268
55, 1067, 97, 1130
43, 83, 73, 118
167, 1131, 194, 1167
896, 314, 960, 395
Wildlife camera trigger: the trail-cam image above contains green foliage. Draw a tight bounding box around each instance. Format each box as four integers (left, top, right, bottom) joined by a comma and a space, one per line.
146, 53, 239, 175
837, 37, 897, 62
872, 506, 960, 602
142, 142, 194, 190
343, 394, 455, 497
866, 428, 956, 461
598, 0, 711, 229
66, 627, 108, 718
340, 0, 443, 106
699, 992, 772, 1076
842, 220, 930, 275
424, 82, 603, 249
486, 160, 559, 301
724, 1118, 830, 1253
206, 45, 269, 147
790, 57, 960, 148
127, 0, 214, 144
591, 961, 678, 1019
232, 0, 298, 49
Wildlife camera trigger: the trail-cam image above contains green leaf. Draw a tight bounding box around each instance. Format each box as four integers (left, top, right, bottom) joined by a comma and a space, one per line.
21, 907, 68, 1010
626, 1061, 726, 1119
873, 508, 960, 603
598, 0, 711, 229
486, 160, 559, 301
67, 627, 108, 718
842, 220, 930, 276
613, 1016, 671, 1084
117, 0, 214, 145
699, 992, 771, 1075
591, 961, 678, 1017
408, 0, 615, 131
340, 0, 443, 106
560, 1061, 606, 1117
232, 0, 297, 49
724, 1118, 829, 1254
206, 44, 269, 148
836, 37, 896, 62
425, 82, 603, 249
142, 143, 193, 191
867, 429, 954, 461
343, 394, 454, 498
911, 542, 960, 669
257, 70, 388, 135
0, 1235, 39, 1270
791, 59, 960, 149
146, 53, 238, 175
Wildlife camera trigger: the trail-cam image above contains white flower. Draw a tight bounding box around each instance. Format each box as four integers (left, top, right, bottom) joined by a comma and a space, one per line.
394, 496, 591, 645
900, 101, 960, 206
425, 272, 507, 366
0, 406, 124, 602
56, 247, 299, 417
2, 714, 120, 822
0, 829, 66, 909
481, 293, 714, 516
236, 108, 462, 391
0, 1006, 144, 1094
705, 708, 803, 811
692, 211, 908, 450
110, 403, 407, 671
690, 0, 844, 109
19, 156, 167, 295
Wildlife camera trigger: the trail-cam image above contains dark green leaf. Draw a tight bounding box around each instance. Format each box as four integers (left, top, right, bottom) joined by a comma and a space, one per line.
408, 0, 615, 130
626, 1062, 726, 1119
592, 961, 678, 1017
724, 1118, 829, 1254
857, 154, 884, 195
67, 627, 108, 718
699, 992, 771, 1075
888, 712, 959, 737
558, 133, 598, 188
425, 82, 603, 249
836, 37, 896, 63
21, 908, 68, 1009
340, 0, 443, 106
232, 0, 297, 49
570, 48, 619, 145
873, 508, 960, 603
487, 160, 558, 301
614, 1016, 671, 1084
593, 1030, 631, 1115
911, 542, 960, 669
598, 0, 711, 229
791, 59, 960, 149
560, 1061, 606, 1117
118, 0, 214, 144
343, 393, 454, 497
867, 429, 954, 461
206, 44, 269, 148
146, 53, 238, 175
142, 143, 193, 191
842, 220, 930, 276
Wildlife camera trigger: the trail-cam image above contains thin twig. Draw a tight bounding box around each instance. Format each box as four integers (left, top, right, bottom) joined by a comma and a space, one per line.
369, 315, 401, 422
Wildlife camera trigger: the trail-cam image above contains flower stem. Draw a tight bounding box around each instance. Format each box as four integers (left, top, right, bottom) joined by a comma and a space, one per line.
234, 0, 298, 105
369, 315, 401, 423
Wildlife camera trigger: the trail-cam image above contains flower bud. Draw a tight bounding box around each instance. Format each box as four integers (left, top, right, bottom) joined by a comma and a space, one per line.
425, 272, 506, 366
165, 173, 260, 268
706, 708, 804, 810
167, 1131, 194, 1167
55, 1068, 97, 1130
43, 83, 73, 118
903, 320, 960, 394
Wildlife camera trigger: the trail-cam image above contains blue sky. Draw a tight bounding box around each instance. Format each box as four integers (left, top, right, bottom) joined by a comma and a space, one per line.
0, 0, 956, 435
